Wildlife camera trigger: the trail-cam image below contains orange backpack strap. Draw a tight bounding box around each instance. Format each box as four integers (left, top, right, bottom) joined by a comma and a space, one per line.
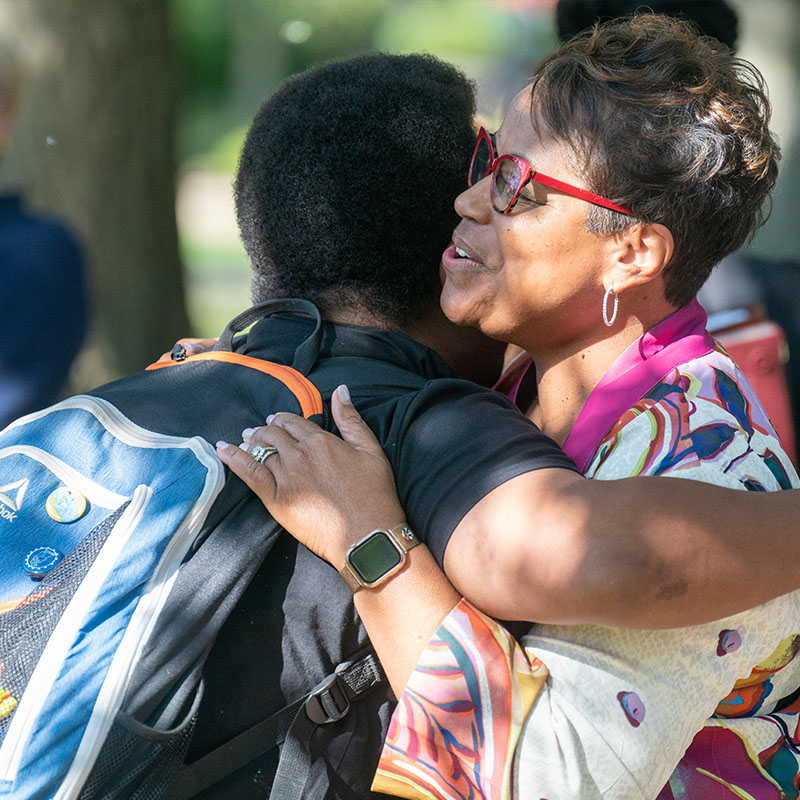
146, 299, 325, 419
147, 352, 322, 419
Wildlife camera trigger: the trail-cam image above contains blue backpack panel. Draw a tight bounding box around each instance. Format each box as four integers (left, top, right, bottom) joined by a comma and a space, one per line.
0, 395, 223, 799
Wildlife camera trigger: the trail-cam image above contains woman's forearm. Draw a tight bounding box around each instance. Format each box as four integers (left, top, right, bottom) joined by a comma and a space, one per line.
348, 546, 461, 696
443, 466, 800, 630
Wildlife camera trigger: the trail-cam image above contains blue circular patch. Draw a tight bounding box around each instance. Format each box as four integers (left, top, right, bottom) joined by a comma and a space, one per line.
24, 546, 63, 580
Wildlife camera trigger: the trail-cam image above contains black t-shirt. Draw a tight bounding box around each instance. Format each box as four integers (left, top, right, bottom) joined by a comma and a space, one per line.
238, 315, 576, 563
378, 376, 576, 564
180, 314, 577, 798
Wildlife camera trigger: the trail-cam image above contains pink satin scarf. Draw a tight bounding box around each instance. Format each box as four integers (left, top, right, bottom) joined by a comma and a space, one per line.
561, 299, 715, 472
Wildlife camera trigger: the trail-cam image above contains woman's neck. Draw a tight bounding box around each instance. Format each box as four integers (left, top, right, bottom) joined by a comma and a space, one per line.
530, 319, 647, 445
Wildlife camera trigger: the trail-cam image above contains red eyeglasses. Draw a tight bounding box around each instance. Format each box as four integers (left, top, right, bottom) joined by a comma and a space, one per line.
468, 126, 634, 217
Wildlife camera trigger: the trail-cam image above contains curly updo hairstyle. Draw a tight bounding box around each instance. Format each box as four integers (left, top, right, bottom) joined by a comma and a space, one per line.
531, 13, 779, 308
235, 52, 476, 323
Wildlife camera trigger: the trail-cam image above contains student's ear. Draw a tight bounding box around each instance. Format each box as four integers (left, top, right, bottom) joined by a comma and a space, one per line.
605, 223, 674, 293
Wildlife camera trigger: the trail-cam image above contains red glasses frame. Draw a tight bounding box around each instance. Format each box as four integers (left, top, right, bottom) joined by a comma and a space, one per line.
468, 126, 634, 217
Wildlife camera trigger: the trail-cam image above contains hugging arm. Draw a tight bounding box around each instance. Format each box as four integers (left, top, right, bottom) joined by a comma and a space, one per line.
216, 388, 800, 664
219, 389, 800, 634
445, 466, 800, 628
216, 392, 800, 799
161, 327, 800, 628
166, 336, 800, 629
215, 388, 459, 696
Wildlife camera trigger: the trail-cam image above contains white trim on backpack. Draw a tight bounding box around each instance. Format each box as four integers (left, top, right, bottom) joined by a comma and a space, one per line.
0, 396, 225, 798
0, 446, 128, 510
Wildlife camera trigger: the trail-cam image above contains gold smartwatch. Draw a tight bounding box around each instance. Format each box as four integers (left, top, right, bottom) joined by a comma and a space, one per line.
339, 523, 420, 592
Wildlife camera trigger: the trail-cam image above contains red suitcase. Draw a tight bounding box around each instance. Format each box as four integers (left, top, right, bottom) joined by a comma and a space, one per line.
712, 316, 797, 468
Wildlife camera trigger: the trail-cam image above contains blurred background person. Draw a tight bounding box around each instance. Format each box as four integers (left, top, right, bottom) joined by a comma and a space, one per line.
0, 30, 88, 428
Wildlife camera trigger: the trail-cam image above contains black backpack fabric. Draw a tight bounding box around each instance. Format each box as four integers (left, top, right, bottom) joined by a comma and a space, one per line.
83, 300, 425, 799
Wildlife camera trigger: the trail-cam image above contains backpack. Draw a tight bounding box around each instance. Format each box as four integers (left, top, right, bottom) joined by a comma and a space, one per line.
0, 299, 423, 799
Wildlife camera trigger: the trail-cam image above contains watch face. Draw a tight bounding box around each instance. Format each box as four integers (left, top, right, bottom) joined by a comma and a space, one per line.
348, 531, 402, 584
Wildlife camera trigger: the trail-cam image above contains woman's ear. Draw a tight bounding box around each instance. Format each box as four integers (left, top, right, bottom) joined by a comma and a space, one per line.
605, 223, 674, 293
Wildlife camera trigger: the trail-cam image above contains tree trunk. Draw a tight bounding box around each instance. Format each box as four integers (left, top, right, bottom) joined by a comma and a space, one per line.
0, 0, 191, 386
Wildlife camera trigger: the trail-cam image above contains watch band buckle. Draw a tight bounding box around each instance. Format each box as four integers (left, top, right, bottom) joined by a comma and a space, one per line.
304, 673, 350, 724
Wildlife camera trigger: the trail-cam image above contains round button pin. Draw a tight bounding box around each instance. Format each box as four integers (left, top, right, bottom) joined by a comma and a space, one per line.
45, 487, 87, 524
24, 546, 63, 580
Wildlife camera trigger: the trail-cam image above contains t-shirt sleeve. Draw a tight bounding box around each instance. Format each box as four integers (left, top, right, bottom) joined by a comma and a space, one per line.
388, 378, 578, 565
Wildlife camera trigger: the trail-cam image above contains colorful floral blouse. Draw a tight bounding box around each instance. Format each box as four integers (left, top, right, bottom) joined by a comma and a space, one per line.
372, 301, 800, 800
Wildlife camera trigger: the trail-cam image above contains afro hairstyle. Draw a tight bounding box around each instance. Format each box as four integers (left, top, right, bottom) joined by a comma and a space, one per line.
235, 52, 476, 324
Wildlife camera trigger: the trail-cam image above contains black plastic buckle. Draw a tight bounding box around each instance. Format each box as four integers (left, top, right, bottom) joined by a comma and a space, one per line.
170, 342, 188, 362
304, 674, 350, 724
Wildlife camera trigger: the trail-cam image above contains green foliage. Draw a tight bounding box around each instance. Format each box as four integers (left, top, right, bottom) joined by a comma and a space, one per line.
171, 0, 232, 104
171, 0, 551, 164
376, 0, 517, 57
202, 124, 248, 173
254, 0, 387, 68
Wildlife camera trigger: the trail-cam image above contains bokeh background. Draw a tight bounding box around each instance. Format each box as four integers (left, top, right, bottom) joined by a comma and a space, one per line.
0, 0, 797, 392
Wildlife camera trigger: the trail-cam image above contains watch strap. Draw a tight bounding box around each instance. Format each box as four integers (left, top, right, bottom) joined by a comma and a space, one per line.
386, 523, 420, 553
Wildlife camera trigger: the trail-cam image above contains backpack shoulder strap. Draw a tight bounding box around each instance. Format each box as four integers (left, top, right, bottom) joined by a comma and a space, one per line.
146, 299, 327, 421
147, 352, 324, 420
215, 298, 323, 375
165, 649, 385, 800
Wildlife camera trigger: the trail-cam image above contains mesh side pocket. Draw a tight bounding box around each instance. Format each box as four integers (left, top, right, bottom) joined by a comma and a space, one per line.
0, 502, 130, 741
78, 680, 203, 800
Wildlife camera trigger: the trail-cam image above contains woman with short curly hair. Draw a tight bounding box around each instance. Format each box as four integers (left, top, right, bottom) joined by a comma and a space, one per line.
221, 14, 800, 799
531, 12, 777, 304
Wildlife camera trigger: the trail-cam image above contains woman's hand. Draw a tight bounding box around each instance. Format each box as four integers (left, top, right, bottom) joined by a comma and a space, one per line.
215, 385, 406, 569
218, 384, 462, 696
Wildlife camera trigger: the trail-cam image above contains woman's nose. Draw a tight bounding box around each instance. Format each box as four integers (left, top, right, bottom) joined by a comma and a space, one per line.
454, 176, 493, 224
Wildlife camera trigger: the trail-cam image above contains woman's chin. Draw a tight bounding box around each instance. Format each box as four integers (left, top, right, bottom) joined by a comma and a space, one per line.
440, 287, 490, 334
439, 286, 470, 327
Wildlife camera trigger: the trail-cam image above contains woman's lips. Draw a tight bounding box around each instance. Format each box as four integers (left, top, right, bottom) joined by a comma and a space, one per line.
442, 242, 485, 272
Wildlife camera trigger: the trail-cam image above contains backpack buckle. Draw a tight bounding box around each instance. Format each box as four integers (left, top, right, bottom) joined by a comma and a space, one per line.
304, 674, 350, 724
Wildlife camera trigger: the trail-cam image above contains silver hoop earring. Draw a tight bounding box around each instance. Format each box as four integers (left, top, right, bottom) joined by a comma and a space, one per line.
602, 287, 618, 327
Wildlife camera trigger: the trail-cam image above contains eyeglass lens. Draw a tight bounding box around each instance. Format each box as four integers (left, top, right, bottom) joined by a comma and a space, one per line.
469, 136, 492, 187
470, 131, 525, 213
494, 158, 523, 212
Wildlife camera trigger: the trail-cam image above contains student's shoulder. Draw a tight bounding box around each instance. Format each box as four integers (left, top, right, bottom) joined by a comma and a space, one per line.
394, 376, 576, 472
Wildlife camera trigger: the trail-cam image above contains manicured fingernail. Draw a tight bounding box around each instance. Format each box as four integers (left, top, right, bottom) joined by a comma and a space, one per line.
239, 442, 251, 452
216, 440, 228, 450
337, 385, 351, 404
242, 427, 254, 438
266, 414, 275, 425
